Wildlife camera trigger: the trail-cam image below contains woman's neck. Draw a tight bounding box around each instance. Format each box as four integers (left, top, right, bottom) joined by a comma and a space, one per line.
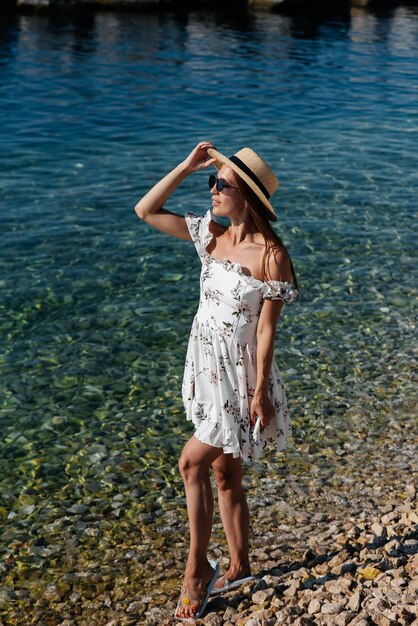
227, 212, 257, 245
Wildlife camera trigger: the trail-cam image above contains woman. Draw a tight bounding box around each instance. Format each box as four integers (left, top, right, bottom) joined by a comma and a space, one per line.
134, 141, 299, 620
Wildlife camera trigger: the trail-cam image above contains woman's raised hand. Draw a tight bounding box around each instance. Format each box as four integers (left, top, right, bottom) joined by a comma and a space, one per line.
182, 141, 217, 173
134, 141, 217, 239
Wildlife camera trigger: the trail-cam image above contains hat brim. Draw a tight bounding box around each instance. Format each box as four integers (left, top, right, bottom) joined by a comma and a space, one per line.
207, 148, 277, 221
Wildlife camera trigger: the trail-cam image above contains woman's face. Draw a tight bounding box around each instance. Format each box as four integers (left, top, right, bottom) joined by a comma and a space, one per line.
210, 166, 246, 219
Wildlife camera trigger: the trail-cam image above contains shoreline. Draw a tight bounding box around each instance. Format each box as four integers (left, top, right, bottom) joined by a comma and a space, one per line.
3, 0, 417, 14
1, 411, 417, 625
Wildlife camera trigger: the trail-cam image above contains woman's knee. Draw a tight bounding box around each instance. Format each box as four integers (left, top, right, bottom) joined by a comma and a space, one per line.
178, 452, 193, 480
179, 437, 223, 482
213, 465, 241, 492
178, 451, 207, 482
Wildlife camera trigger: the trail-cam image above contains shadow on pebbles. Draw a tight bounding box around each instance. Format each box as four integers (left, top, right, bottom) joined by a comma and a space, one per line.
141, 457, 418, 626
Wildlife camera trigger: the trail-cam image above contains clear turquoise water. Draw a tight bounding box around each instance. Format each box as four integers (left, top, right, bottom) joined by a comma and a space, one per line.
0, 7, 417, 537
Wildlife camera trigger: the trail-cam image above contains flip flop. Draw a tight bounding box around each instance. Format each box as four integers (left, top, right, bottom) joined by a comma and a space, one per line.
210, 574, 255, 595
174, 559, 219, 621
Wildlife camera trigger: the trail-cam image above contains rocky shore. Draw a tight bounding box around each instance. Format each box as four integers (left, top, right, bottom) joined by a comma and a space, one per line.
0, 401, 417, 625
191, 498, 418, 626
138, 482, 418, 625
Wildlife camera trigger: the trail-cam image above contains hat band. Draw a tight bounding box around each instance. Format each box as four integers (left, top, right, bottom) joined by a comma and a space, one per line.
229, 155, 270, 200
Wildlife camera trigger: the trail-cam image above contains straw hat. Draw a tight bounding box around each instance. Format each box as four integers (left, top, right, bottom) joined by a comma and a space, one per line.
207, 147, 279, 221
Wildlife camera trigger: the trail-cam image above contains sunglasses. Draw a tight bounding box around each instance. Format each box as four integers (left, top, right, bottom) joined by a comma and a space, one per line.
208, 174, 239, 192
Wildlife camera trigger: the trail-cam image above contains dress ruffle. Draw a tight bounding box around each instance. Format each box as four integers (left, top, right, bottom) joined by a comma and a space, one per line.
185, 210, 300, 304
261, 280, 299, 303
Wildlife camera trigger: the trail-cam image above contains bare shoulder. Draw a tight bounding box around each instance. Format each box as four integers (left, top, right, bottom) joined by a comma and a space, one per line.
267, 246, 293, 283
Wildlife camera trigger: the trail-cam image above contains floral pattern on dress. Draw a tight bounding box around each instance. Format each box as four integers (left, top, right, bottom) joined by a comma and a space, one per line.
263, 280, 300, 303
182, 210, 298, 461
204, 287, 224, 305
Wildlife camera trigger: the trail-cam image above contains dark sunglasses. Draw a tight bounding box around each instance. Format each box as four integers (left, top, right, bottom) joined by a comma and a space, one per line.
208, 174, 239, 192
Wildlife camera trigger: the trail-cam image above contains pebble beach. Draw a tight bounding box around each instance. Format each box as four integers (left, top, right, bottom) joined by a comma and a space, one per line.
124, 407, 418, 626
2, 400, 416, 625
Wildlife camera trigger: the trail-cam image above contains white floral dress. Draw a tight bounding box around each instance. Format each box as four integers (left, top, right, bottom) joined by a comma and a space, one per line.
182, 210, 299, 462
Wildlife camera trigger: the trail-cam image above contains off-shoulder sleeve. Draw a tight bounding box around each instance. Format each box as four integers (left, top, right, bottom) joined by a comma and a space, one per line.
184, 209, 214, 257
262, 280, 300, 304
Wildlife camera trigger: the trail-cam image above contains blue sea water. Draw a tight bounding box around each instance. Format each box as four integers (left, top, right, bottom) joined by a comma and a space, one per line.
0, 6, 417, 533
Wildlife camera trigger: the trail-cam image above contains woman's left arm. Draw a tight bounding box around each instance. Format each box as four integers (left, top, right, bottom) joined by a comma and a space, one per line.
250, 299, 284, 428
250, 249, 293, 429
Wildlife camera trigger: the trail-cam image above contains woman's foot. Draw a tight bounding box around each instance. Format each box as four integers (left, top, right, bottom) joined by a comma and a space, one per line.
213, 564, 252, 591
175, 561, 218, 620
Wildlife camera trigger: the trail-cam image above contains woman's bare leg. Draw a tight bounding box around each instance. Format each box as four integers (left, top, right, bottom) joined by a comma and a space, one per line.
176, 436, 223, 618
212, 453, 251, 587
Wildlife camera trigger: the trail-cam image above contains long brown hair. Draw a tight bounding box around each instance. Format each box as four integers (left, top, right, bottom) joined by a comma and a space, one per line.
235, 176, 299, 289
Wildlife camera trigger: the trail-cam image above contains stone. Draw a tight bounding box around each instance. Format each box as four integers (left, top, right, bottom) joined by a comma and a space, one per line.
387, 526, 400, 539
385, 539, 402, 552
324, 577, 353, 593
398, 503, 412, 513
307, 598, 321, 614
270, 596, 284, 609
249, 608, 274, 620
371, 615, 399, 626
350, 619, 370, 626
315, 562, 329, 576
347, 591, 363, 612
274, 609, 293, 621
297, 593, 313, 609
294, 618, 316, 626
383, 610, 399, 620
320, 601, 344, 615
398, 607, 417, 620
371, 522, 385, 536
126, 600, 144, 613
252, 579, 268, 592
331, 561, 357, 576
405, 553, 418, 575
0, 587, 13, 608
329, 550, 351, 568
382, 588, 402, 605
283, 580, 302, 597
390, 577, 408, 588
292, 567, 310, 580
203, 614, 223, 626
407, 580, 418, 596
251, 588, 274, 604
359, 566, 381, 580
335, 533, 350, 545
357, 535, 371, 546
303, 549, 316, 562
261, 574, 283, 587
347, 525, 362, 538
380, 512, 398, 527
334, 611, 358, 626
380, 505, 395, 514
364, 597, 390, 611
223, 606, 237, 621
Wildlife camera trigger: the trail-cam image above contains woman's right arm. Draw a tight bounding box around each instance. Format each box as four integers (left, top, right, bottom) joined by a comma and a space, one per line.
134, 141, 216, 240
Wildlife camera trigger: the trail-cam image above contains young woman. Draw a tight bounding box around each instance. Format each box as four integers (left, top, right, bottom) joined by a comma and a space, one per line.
134, 141, 299, 620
